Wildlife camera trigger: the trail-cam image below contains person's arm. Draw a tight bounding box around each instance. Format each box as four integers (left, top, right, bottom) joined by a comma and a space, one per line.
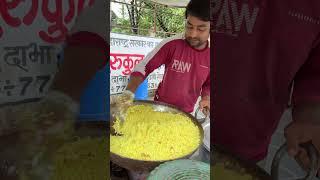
126, 76, 144, 93
51, 0, 108, 102
111, 39, 174, 123
291, 39, 320, 123
199, 75, 210, 113
126, 38, 176, 93
285, 38, 320, 173
51, 32, 108, 102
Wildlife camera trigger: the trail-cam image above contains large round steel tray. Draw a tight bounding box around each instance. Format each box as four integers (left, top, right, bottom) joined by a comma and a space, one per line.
110, 100, 204, 172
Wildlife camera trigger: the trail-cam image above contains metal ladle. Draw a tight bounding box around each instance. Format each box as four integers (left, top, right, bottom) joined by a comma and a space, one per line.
195, 106, 209, 124
271, 142, 319, 180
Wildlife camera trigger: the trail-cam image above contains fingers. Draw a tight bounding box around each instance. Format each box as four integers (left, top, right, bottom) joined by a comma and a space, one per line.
285, 123, 304, 157
112, 91, 135, 107
202, 107, 209, 116
199, 100, 210, 110
295, 149, 311, 171
286, 138, 300, 157
110, 95, 117, 105
198, 99, 210, 117
198, 101, 204, 110
285, 122, 320, 172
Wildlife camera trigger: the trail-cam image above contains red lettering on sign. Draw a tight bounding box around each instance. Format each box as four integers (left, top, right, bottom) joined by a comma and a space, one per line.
0, 0, 92, 42
0, 0, 22, 27
134, 59, 142, 66
110, 54, 123, 70
23, 0, 39, 25
0, 0, 23, 39
39, 0, 68, 43
110, 53, 145, 76
77, 0, 94, 15
64, 0, 75, 24
77, 0, 86, 15
122, 58, 134, 75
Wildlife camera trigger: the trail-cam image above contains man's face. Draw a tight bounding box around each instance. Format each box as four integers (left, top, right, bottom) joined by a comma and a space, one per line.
185, 15, 210, 49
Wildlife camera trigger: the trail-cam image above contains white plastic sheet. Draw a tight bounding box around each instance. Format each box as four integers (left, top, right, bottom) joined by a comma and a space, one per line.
150, 0, 190, 7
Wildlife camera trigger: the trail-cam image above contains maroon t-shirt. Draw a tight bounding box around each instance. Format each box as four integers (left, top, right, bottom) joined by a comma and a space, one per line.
212, 0, 320, 161
131, 34, 210, 113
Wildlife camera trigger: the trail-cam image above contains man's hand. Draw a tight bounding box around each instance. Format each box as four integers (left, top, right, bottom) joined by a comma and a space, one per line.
285, 103, 320, 176
111, 90, 135, 107
110, 90, 135, 122
199, 96, 210, 116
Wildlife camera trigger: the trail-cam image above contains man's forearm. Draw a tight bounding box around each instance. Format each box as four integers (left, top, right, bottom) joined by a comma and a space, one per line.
126, 75, 144, 93
201, 95, 210, 100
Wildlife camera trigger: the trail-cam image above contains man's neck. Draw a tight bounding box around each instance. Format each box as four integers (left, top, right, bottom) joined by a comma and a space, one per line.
194, 42, 208, 50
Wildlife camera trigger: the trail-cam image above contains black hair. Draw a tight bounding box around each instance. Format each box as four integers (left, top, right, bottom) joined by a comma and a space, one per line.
185, 0, 210, 22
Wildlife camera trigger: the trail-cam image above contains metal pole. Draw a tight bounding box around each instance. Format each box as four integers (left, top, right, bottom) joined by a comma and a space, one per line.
154, 4, 157, 35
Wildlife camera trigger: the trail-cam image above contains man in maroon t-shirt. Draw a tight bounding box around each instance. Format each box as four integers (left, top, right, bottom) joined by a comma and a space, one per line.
212, 0, 320, 174
112, 0, 210, 116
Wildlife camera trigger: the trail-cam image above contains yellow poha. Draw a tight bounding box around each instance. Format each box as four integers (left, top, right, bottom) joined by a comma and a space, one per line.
212, 164, 255, 180
110, 105, 201, 161
51, 137, 109, 180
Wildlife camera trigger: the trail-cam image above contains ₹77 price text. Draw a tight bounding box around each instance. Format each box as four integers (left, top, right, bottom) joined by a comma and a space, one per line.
110, 75, 129, 94
110, 85, 126, 94
0, 75, 52, 98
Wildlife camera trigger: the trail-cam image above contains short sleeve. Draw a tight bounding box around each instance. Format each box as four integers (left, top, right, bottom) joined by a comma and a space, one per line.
293, 38, 320, 105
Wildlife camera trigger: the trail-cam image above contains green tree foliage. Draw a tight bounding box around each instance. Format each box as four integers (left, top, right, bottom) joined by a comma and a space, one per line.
111, 0, 185, 38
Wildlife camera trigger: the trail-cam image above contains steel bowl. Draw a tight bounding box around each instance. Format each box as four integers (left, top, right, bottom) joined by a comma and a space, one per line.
199, 121, 210, 163
110, 100, 204, 172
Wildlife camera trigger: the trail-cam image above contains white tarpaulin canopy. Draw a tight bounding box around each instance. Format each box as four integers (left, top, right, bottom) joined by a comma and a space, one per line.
150, 0, 190, 7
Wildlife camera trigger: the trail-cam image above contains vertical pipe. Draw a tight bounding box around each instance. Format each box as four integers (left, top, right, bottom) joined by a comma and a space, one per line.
154, 4, 157, 35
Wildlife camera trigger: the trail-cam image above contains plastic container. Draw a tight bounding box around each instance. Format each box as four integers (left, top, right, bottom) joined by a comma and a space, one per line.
199, 121, 210, 163
134, 78, 148, 100
78, 64, 110, 121
57, 48, 110, 121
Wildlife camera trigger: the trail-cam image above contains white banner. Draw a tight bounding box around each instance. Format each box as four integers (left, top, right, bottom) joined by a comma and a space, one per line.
110, 33, 164, 95
150, 0, 189, 7
0, 0, 94, 105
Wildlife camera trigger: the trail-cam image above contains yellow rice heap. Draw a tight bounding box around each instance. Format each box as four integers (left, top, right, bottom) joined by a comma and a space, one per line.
51, 137, 109, 180
212, 164, 254, 180
110, 105, 201, 161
